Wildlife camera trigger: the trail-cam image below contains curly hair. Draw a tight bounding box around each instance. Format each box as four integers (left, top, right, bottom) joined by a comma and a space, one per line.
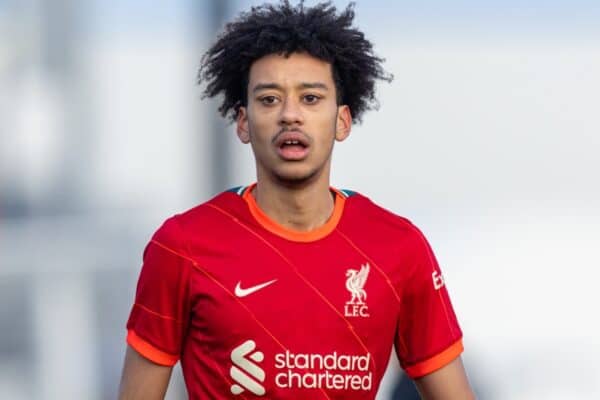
198, 0, 392, 124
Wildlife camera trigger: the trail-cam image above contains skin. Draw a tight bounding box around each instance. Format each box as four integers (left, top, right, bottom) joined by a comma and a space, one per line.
119, 346, 172, 400
119, 51, 475, 399
236, 52, 352, 232
415, 358, 476, 399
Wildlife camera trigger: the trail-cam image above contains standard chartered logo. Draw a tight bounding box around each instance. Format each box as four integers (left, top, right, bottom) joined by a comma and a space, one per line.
230, 340, 266, 396
274, 350, 372, 391
230, 339, 372, 395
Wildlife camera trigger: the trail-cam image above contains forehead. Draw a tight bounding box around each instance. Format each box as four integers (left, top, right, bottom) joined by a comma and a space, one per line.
248, 52, 334, 88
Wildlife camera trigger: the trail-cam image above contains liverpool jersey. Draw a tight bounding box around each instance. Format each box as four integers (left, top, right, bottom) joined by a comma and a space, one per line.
126, 184, 463, 399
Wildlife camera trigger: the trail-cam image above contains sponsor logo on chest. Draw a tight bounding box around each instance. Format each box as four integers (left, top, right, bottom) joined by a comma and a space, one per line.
229, 340, 372, 396
344, 263, 370, 318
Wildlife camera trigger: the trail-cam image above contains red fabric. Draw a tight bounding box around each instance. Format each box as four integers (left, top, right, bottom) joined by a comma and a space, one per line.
126, 187, 463, 398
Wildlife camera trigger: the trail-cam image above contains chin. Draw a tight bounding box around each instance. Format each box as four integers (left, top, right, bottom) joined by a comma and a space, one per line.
272, 167, 321, 186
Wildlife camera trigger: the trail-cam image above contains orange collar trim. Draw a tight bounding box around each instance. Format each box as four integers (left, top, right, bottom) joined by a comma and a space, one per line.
242, 183, 345, 242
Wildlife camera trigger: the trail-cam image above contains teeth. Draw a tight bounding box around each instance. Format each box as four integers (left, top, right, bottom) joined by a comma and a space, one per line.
284, 140, 300, 145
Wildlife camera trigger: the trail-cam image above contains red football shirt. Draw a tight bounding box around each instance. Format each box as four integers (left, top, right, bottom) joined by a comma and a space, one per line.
126, 184, 463, 399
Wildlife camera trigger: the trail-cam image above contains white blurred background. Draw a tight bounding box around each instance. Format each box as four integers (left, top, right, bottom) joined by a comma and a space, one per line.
1, 0, 599, 399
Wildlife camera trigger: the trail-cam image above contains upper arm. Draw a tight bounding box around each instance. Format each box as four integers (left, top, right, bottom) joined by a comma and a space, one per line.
394, 225, 473, 397
121, 218, 191, 398
414, 356, 475, 400
396, 225, 464, 377
119, 346, 173, 400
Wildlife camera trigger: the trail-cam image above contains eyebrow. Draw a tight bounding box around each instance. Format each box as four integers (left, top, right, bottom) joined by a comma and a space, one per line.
252, 82, 329, 93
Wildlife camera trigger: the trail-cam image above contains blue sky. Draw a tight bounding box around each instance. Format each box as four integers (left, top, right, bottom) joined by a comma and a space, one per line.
85, 0, 600, 39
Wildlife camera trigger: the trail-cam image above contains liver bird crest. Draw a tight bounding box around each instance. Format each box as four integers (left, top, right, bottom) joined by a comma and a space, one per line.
345, 263, 370, 304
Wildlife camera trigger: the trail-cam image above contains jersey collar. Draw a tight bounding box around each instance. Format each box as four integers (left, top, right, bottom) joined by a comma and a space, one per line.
242, 183, 345, 242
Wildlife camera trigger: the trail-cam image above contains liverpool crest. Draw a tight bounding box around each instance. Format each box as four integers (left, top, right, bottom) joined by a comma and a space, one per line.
344, 263, 370, 317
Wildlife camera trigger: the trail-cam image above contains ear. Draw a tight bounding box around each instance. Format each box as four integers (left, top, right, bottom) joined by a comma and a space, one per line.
335, 105, 352, 142
236, 107, 251, 143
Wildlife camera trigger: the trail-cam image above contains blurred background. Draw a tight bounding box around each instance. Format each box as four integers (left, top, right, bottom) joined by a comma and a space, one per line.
1, 0, 599, 398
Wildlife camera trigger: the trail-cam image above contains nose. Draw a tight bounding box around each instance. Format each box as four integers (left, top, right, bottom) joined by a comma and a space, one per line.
279, 97, 303, 126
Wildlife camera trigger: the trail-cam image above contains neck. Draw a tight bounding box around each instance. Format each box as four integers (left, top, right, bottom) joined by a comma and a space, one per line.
252, 175, 335, 232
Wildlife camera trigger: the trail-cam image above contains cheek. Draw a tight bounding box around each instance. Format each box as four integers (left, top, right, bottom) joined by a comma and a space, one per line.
247, 118, 273, 154
248, 110, 277, 135
315, 112, 339, 140
312, 104, 339, 128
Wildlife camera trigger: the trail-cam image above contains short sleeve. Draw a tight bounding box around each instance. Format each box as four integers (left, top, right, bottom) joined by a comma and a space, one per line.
395, 226, 463, 379
126, 217, 192, 366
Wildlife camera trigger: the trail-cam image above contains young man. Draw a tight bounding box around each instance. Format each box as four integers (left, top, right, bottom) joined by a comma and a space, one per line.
119, 2, 474, 399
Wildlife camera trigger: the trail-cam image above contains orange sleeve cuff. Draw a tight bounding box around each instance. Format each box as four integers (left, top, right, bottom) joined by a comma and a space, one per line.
404, 339, 464, 378
126, 330, 179, 367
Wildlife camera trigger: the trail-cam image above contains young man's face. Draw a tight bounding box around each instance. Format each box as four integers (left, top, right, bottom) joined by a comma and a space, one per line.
237, 52, 351, 186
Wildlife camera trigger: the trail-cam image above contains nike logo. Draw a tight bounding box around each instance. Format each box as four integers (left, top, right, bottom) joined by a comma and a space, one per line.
234, 279, 277, 297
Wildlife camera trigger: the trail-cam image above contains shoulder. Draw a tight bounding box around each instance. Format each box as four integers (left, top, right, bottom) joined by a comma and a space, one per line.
341, 190, 441, 279
340, 189, 425, 241
150, 188, 247, 249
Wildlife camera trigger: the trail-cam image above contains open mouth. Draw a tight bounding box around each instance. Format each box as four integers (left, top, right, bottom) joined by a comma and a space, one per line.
275, 132, 310, 160
280, 139, 307, 150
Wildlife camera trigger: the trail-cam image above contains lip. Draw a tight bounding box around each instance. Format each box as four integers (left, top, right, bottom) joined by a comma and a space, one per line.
273, 130, 310, 147
273, 130, 311, 161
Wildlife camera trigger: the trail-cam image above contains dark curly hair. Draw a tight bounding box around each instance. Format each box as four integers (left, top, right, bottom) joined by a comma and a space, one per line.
198, 0, 392, 124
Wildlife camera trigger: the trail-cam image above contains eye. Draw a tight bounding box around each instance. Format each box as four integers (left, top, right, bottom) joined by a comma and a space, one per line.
303, 94, 320, 104
259, 95, 279, 105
